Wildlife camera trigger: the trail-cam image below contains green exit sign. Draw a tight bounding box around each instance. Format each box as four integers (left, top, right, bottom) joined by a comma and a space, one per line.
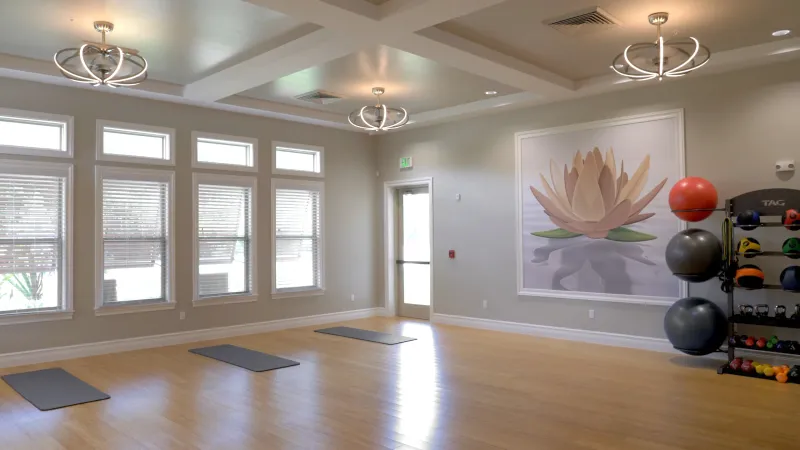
399, 157, 413, 169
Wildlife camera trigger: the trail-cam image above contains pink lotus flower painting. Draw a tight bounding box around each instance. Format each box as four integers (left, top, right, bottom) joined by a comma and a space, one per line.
529, 147, 667, 242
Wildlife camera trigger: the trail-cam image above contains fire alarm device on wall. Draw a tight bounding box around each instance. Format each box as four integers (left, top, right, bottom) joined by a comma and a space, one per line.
449, 250, 455, 259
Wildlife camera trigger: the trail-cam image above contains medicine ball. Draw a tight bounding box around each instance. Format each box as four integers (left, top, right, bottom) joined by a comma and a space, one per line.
780, 266, 800, 292
735, 264, 765, 290
664, 297, 728, 356
668, 177, 718, 222
736, 210, 761, 231
665, 229, 722, 282
783, 209, 800, 231
783, 237, 800, 259
736, 237, 761, 257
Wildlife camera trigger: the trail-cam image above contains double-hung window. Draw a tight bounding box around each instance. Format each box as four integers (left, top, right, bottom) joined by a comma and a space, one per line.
193, 174, 257, 305
272, 179, 324, 298
0, 108, 72, 157
0, 161, 72, 321
95, 167, 175, 315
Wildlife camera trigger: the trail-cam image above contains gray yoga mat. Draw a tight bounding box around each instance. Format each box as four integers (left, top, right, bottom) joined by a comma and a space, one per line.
189, 344, 299, 372
2, 368, 110, 411
315, 326, 416, 345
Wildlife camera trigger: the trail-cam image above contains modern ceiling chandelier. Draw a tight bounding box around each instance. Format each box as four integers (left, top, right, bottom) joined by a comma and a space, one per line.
54, 21, 148, 87
611, 12, 710, 81
348, 87, 409, 131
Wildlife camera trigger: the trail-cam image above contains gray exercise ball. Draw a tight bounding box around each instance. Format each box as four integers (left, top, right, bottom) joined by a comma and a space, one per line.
664, 297, 727, 356
665, 229, 722, 282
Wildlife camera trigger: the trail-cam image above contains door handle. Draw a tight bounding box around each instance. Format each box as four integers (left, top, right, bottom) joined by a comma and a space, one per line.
396, 260, 430, 265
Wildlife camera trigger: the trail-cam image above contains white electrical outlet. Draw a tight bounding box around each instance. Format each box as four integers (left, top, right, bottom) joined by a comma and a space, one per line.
180, 311, 186, 320
482, 300, 488, 309
351, 294, 355, 301
589, 309, 595, 319
776, 160, 795, 173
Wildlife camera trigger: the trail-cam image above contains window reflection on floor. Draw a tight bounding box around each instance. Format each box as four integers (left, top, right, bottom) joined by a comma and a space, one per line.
396, 322, 439, 441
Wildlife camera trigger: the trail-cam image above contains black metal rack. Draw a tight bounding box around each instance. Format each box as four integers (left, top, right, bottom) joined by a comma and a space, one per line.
715, 188, 800, 379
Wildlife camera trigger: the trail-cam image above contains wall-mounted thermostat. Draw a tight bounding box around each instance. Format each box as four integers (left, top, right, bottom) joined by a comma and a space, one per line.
776, 160, 795, 173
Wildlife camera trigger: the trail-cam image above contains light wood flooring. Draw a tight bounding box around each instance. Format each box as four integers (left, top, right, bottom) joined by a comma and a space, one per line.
0, 317, 798, 450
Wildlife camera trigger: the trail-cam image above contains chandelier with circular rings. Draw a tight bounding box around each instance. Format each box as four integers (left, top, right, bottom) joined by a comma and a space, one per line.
54, 21, 148, 87
348, 87, 409, 131
611, 12, 710, 81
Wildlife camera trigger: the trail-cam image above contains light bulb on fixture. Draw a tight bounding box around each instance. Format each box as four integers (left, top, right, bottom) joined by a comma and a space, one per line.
347, 87, 409, 131
485, 90, 498, 96
54, 21, 148, 87
610, 12, 710, 81
773, 29, 792, 37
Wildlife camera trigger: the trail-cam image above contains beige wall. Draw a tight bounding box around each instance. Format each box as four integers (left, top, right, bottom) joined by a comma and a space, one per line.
377, 60, 800, 339
0, 78, 381, 353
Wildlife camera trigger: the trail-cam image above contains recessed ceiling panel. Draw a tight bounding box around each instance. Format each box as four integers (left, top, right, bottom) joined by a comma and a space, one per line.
240, 46, 520, 115
0, 0, 305, 85
438, 0, 800, 80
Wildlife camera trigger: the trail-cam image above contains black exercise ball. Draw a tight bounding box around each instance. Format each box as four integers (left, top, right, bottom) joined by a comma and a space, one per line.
664, 297, 728, 356
665, 229, 722, 282
781, 266, 800, 292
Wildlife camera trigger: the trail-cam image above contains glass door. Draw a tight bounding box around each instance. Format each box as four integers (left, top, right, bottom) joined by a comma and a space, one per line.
397, 187, 430, 320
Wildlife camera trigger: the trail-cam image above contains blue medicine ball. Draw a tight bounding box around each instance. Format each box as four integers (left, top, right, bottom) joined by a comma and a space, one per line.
736, 210, 761, 231
781, 266, 800, 292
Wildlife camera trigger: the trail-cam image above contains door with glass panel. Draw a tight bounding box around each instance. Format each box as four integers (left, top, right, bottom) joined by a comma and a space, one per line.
396, 187, 431, 320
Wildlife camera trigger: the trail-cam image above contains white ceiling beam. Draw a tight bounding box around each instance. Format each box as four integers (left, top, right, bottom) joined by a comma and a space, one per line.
189, 0, 570, 102
0, 53, 351, 130
397, 27, 575, 93
379, 0, 507, 31
183, 28, 361, 102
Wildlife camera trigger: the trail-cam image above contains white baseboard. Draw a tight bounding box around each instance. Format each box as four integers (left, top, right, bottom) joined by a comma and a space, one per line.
431, 313, 679, 354
0, 307, 382, 369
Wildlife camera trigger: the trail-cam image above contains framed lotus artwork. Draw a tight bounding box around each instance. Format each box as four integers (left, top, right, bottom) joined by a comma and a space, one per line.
515, 110, 687, 305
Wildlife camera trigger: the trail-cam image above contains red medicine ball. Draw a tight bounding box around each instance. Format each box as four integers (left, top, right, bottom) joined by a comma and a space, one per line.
669, 177, 718, 222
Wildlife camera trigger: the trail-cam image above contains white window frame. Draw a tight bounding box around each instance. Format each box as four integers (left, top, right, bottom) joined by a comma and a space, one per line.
0, 160, 73, 325
192, 131, 258, 172
0, 107, 73, 158
96, 120, 175, 165
192, 173, 258, 307
271, 178, 325, 299
94, 166, 176, 316
272, 141, 324, 178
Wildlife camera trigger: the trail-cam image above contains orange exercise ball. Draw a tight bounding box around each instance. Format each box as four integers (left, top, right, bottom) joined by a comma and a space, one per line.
669, 177, 718, 222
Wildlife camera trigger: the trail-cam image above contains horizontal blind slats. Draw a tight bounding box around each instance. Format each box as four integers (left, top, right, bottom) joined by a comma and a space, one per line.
197, 183, 251, 296
275, 188, 320, 290
0, 173, 64, 273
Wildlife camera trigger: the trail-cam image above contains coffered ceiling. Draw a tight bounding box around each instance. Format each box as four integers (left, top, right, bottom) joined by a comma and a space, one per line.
0, 0, 798, 131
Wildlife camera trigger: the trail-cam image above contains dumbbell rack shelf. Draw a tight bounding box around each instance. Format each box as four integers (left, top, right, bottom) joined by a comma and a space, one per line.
719, 365, 800, 383
730, 315, 800, 329
714, 188, 800, 382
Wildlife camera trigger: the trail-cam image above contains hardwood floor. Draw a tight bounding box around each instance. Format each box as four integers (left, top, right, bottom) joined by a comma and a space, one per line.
0, 317, 798, 449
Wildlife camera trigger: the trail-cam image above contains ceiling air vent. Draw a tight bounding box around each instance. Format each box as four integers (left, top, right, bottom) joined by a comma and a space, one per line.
295, 90, 343, 105
545, 7, 621, 36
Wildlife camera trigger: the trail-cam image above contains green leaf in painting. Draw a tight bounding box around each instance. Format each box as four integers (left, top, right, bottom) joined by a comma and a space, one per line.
531, 228, 583, 239
605, 227, 656, 242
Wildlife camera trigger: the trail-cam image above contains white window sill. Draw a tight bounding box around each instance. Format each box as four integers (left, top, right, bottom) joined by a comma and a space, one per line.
0, 310, 74, 326
95, 302, 176, 316
272, 289, 325, 299
192, 161, 258, 172
192, 294, 258, 307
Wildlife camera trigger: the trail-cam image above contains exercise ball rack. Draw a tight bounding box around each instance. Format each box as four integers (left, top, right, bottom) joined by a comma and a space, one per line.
704, 189, 800, 381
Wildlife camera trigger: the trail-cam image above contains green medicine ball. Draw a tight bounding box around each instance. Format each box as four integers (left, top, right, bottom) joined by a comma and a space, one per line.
783, 237, 800, 259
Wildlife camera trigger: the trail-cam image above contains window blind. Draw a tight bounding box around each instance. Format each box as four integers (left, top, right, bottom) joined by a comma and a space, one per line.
0, 172, 65, 311
275, 187, 321, 291
102, 178, 168, 303
197, 184, 252, 297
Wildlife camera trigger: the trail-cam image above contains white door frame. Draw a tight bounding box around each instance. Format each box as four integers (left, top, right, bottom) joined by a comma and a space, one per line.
384, 177, 433, 318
